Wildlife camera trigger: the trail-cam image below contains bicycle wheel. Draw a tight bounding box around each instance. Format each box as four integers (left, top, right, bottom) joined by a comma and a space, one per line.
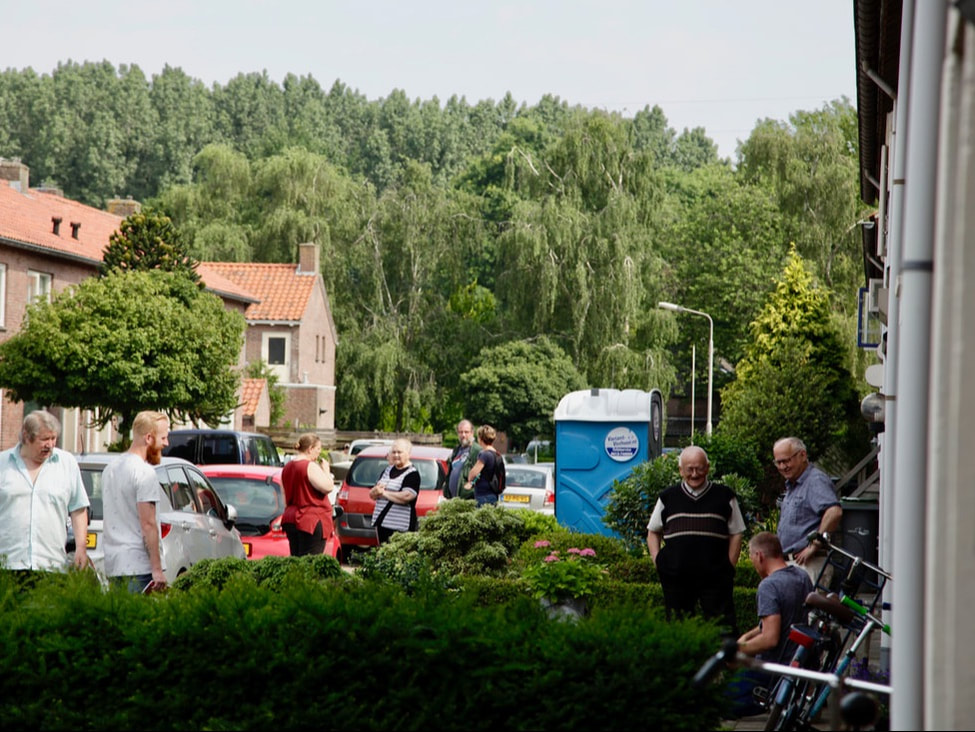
763, 700, 785, 731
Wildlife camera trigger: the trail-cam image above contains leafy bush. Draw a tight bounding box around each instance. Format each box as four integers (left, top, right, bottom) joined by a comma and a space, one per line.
602, 452, 680, 552
357, 545, 455, 594
521, 542, 605, 600
367, 500, 532, 579
0, 575, 734, 730
170, 554, 344, 592
690, 430, 764, 485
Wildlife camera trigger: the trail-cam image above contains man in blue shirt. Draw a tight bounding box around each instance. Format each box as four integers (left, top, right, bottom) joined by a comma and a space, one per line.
773, 436, 842, 585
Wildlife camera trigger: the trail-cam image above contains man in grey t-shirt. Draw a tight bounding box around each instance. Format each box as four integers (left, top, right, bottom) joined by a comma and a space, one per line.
103, 411, 170, 593
729, 532, 813, 717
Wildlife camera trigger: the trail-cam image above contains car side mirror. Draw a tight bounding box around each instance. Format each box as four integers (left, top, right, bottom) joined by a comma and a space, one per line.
223, 502, 239, 530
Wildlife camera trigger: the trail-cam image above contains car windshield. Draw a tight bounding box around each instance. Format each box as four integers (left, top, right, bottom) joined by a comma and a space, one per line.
346, 456, 440, 490
208, 476, 285, 523
505, 468, 548, 489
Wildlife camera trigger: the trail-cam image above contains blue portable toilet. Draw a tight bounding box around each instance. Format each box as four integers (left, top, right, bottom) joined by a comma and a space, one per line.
554, 388, 664, 536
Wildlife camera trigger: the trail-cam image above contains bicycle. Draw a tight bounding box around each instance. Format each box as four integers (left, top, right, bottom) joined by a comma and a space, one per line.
800, 591, 891, 726
693, 635, 891, 731
760, 591, 848, 731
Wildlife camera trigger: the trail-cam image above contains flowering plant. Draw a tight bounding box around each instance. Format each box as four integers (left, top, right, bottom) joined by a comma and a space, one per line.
522, 541, 604, 601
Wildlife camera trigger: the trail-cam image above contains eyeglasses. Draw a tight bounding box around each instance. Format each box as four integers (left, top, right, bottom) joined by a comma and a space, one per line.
773, 451, 802, 467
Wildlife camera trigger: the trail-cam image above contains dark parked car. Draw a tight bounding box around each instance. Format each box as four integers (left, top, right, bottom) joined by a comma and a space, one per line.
163, 429, 282, 467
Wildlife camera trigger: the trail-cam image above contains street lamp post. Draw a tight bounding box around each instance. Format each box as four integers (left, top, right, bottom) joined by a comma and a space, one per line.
658, 301, 714, 436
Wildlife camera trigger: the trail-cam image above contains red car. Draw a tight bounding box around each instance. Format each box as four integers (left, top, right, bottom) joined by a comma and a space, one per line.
336, 444, 451, 551
201, 464, 342, 561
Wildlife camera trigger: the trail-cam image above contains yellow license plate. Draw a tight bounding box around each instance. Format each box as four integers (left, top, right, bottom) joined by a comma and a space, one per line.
86, 532, 97, 549
504, 494, 530, 503
243, 542, 252, 557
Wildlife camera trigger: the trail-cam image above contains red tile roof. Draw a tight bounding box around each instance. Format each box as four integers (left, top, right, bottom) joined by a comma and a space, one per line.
195, 263, 260, 303
202, 262, 316, 321
0, 181, 120, 264
240, 378, 267, 417
0, 181, 257, 305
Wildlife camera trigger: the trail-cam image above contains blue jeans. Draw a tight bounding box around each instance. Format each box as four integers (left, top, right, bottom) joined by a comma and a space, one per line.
475, 493, 498, 507
111, 573, 154, 594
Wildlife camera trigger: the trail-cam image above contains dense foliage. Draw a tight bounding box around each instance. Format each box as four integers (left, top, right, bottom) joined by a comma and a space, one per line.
719, 249, 870, 488
0, 568, 732, 731
0, 62, 875, 464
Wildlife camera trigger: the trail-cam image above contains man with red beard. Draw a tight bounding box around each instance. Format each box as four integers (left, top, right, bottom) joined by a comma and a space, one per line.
103, 410, 170, 593
0, 410, 89, 583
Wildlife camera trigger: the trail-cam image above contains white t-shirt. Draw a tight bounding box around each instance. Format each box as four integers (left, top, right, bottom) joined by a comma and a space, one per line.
102, 453, 166, 577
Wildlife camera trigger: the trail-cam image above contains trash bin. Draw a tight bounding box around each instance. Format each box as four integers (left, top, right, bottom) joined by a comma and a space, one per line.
838, 498, 879, 566
553, 388, 664, 536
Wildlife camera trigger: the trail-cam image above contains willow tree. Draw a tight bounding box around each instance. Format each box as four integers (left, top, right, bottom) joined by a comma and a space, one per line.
335, 160, 478, 432
719, 248, 869, 483
494, 111, 673, 391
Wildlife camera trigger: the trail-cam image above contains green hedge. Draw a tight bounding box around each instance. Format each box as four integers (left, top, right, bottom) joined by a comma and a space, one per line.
0, 567, 736, 731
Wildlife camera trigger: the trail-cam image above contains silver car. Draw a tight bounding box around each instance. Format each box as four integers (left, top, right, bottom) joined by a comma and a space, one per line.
73, 454, 246, 584
500, 463, 555, 514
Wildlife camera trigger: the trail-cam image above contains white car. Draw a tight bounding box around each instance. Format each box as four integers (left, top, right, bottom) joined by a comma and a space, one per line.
500, 463, 555, 514
72, 454, 246, 584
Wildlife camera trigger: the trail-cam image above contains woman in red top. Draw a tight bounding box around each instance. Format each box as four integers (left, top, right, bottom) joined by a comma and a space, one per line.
281, 433, 335, 556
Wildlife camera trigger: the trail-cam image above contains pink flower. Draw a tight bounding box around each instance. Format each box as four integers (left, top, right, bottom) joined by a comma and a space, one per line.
544, 554, 560, 563
534, 540, 551, 548
579, 548, 596, 557
567, 547, 582, 555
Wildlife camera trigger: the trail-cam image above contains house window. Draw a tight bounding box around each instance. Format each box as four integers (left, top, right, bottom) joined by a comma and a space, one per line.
0, 263, 6, 327
262, 333, 290, 382
27, 270, 52, 303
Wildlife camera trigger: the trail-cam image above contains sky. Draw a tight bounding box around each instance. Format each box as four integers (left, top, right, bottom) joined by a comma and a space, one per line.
4, 0, 856, 160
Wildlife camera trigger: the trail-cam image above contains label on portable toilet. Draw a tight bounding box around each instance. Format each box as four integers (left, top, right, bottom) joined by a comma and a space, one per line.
604, 427, 640, 462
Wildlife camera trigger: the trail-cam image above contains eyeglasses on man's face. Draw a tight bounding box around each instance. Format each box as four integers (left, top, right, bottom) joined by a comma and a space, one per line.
773, 450, 802, 467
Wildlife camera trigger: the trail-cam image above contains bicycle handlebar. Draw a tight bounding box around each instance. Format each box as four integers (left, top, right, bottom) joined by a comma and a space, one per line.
806, 530, 893, 581
840, 594, 892, 635
691, 637, 739, 688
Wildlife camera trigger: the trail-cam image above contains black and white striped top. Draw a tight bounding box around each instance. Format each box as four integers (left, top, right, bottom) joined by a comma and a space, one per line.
371, 464, 420, 532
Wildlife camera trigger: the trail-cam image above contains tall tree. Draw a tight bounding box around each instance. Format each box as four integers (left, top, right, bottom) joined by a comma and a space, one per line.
101, 210, 201, 285
459, 337, 587, 447
719, 248, 868, 484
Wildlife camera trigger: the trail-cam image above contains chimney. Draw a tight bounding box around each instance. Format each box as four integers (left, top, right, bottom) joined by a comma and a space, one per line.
0, 158, 29, 192
52, 217, 62, 235
297, 242, 320, 274
106, 196, 142, 218
70, 222, 81, 239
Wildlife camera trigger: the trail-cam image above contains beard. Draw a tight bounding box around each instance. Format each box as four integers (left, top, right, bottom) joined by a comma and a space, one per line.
147, 443, 163, 465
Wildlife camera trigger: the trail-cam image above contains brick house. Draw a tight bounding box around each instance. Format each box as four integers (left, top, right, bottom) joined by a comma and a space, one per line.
202, 244, 338, 433
0, 158, 336, 449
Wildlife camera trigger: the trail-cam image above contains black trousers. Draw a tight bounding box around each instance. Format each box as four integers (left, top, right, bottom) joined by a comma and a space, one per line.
284, 520, 326, 556
660, 565, 738, 637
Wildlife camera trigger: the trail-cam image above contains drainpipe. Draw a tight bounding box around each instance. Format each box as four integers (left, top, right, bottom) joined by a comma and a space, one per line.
878, 0, 915, 681
890, 3, 946, 730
